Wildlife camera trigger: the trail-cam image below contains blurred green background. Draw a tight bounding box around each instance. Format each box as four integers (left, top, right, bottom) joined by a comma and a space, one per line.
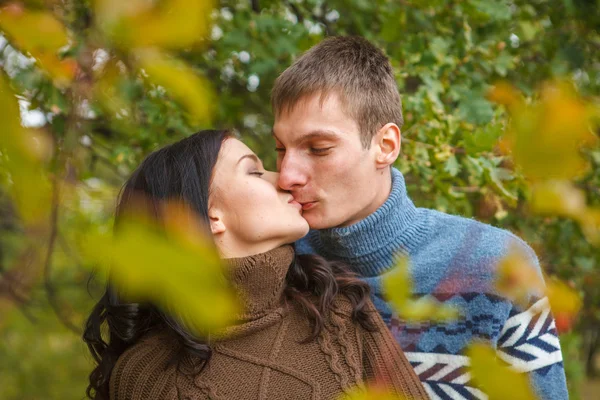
0, 0, 599, 399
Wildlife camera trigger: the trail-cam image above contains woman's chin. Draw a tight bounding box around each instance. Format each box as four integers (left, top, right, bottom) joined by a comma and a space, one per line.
285, 223, 310, 244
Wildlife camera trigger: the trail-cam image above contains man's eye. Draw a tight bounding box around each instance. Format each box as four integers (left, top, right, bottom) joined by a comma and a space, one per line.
275, 147, 286, 153
310, 147, 332, 155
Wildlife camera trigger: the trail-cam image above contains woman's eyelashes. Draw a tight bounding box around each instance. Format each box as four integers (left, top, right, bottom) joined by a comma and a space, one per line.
249, 170, 264, 177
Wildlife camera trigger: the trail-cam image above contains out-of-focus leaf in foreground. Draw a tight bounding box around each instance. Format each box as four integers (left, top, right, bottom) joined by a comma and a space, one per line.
338, 385, 405, 400
136, 49, 214, 125
383, 256, 461, 323
0, 75, 52, 224
489, 80, 598, 181
467, 342, 537, 400
79, 200, 239, 335
490, 81, 600, 245
495, 245, 545, 309
0, 3, 76, 85
495, 245, 582, 333
95, 0, 215, 50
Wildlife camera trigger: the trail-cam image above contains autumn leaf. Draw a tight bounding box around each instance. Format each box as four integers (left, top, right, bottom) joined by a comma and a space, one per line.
487, 81, 523, 110
495, 245, 545, 309
530, 180, 587, 219
578, 208, 600, 246
338, 385, 406, 400
491, 80, 598, 181
546, 277, 582, 317
467, 342, 537, 400
0, 4, 76, 85
383, 255, 461, 323
80, 200, 239, 335
135, 49, 214, 125
95, 0, 215, 50
0, 75, 52, 223
496, 245, 582, 326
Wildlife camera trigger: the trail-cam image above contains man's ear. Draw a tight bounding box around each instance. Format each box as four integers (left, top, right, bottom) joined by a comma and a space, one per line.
208, 206, 226, 235
374, 122, 401, 169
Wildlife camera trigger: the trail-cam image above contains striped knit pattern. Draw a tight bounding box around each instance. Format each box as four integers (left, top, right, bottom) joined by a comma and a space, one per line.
297, 167, 568, 400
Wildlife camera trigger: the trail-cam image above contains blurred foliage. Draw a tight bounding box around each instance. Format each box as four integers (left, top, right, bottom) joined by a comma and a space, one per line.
383, 255, 461, 323
467, 342, 537, 400
0, 0, 599, 399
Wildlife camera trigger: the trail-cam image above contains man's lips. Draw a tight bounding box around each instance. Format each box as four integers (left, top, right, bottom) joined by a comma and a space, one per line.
299, 201, 317, 211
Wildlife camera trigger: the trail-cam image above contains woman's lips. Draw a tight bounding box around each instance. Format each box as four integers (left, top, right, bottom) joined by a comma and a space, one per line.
288, 199, 302, 210
300, 201, 317, 211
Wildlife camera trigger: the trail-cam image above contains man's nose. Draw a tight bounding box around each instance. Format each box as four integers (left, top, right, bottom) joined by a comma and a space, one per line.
277, 153, 308, 191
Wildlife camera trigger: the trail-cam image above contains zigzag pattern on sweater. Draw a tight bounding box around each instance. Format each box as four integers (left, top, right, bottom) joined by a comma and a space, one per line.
496, 297, 563, 374
406, 352, 486, 400
387, 295, 564, 400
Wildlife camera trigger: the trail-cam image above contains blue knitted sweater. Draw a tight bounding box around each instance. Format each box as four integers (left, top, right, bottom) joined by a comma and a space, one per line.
297, 168, 568, 400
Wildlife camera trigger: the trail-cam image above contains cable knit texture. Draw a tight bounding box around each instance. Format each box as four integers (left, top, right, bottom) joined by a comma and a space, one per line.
109, 245, 428, 400
297, 168, 568, 400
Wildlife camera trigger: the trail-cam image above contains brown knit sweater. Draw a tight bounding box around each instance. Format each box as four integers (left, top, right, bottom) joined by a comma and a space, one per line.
109, 246, 428, 400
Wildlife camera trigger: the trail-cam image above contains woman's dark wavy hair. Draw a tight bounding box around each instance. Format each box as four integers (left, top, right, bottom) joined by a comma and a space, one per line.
83, 129, 376, 399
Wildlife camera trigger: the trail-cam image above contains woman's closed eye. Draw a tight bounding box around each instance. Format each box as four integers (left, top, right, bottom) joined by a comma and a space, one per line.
250, 171, 264, 177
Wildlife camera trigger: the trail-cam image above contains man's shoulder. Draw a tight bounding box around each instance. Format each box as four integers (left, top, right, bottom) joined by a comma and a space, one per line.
419, 208, 537, 264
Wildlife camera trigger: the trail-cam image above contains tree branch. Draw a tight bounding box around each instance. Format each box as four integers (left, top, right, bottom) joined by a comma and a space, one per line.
43, 171, 81, 334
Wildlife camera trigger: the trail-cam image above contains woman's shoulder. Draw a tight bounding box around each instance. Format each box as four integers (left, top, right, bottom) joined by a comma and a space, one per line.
109, 331, 181, 399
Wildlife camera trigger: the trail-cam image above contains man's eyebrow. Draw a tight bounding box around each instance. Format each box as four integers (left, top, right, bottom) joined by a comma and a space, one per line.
300, 130, 340, 141
236, 153, 260, 165
271, 129, 341, 145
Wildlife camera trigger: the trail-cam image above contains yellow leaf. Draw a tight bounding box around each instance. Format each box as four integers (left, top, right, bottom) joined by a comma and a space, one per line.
80, 201, 239, 335
136, 50, 214, 125
0, 5, 75, 85
92, 59, 135, 126
487, 81, 523, 110
339, 385, 406, 400
0, 75, 52, 223
494, 80, 598, 181
545, 277, 582, 317
495, 245, 544, 309
383, 255, 461, 323
576, 208, 600, 245
467, 342, 537, 400
96, 0, 215, 50
382, 256, 412, 311
530, 180, 587, 219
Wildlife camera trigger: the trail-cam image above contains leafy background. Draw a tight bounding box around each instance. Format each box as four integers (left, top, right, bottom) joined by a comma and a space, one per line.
0, 0, 599, 399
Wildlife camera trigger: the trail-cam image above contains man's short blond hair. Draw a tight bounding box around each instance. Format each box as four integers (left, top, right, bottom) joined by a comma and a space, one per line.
271, 36, 403, 148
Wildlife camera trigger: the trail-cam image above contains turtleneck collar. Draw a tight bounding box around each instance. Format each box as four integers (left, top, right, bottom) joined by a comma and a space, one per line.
306, 168, 431, 277
225, 245, 294, 320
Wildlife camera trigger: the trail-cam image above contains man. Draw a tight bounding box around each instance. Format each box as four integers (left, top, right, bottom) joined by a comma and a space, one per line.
271, 36, 568, 399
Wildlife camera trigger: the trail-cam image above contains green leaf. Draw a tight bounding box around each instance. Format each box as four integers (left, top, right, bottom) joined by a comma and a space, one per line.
444, 154, 461, 177
458, 91, 494, 125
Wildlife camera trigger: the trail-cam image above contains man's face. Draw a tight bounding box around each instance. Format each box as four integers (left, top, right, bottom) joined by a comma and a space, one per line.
273, 92, 383, 229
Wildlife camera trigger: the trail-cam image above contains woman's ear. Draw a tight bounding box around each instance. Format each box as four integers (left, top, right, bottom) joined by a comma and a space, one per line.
374, 122, 401, 169
208, 206, 226, 235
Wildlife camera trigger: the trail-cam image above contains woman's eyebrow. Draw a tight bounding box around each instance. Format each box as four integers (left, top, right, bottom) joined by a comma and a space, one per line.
236, 153, 261, 166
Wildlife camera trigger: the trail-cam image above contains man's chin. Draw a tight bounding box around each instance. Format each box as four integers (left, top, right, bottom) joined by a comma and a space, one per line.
302, 211, 332, 230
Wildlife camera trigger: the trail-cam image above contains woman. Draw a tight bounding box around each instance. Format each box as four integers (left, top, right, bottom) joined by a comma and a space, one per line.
83, 130, 427, 400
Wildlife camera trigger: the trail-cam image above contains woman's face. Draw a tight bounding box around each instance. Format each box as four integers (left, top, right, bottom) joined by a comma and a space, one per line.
209, 138, 309, 258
